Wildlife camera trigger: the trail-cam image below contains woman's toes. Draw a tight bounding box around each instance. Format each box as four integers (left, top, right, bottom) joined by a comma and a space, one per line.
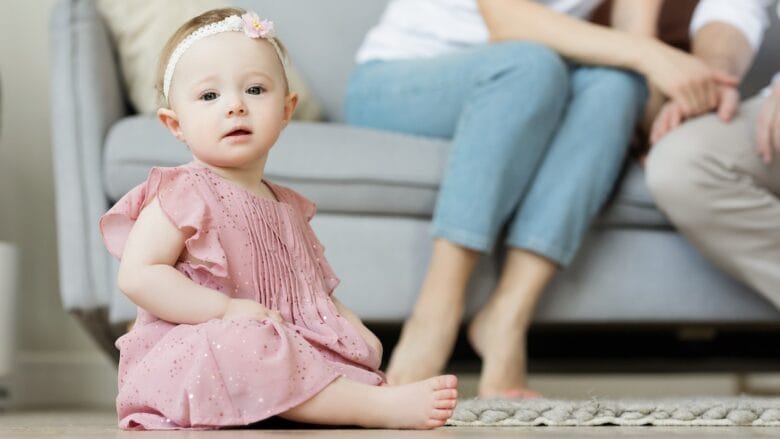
479, 388, 542, 400
504, 388, 542, 399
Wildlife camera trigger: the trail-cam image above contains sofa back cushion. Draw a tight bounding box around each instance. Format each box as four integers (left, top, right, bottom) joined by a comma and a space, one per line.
233, 0, 389, 122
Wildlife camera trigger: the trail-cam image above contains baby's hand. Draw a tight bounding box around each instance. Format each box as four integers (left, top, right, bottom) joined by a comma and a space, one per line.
363, 328, 383, 361
222, 298, 283, 323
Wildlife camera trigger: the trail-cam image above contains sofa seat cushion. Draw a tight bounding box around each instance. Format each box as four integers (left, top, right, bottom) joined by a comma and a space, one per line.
103, 117, 670, 227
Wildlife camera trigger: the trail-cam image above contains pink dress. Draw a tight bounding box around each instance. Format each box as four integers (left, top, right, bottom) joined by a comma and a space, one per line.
100, 163, 384, 430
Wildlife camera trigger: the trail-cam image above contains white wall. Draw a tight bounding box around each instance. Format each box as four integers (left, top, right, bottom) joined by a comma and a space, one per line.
0, 0, 116, 408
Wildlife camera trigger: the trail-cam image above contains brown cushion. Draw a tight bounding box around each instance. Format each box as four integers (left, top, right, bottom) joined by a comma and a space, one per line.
591, 0, 699, 50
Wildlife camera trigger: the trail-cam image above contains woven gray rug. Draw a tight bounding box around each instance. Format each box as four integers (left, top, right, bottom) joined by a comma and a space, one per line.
447, 397, 780, 426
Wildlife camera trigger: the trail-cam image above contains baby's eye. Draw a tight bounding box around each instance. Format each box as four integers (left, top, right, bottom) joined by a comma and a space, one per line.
246, 85, 265, 95
200, 91, 218, 101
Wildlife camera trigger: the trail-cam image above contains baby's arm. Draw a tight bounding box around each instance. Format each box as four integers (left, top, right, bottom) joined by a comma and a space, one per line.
117, 198, 279, 324
332, 297, 383, 360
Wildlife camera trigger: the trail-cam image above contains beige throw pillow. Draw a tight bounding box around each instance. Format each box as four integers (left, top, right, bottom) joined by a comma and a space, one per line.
96, 0, 322, 120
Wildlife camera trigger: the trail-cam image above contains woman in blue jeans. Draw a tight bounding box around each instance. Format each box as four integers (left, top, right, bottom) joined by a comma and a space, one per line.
345, 0, 736, 398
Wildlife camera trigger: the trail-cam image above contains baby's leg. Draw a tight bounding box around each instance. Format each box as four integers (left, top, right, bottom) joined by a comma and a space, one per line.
279, 375, 458, 429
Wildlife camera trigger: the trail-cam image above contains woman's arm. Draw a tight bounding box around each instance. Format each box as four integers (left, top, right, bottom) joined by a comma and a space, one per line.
477, 0, 736, 115
117, 198, 277, 325
611, 0, 665, 138
478, 0, 657, 69
610, 0, 662, 36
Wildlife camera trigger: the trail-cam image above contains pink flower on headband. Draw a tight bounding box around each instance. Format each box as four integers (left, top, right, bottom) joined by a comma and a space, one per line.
241, 11, 275, 38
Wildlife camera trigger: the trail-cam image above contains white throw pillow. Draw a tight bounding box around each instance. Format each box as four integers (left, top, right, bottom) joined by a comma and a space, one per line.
96, 0, 322, 120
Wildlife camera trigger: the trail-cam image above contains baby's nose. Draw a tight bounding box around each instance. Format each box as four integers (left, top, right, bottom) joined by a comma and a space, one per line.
227, 105, 246, 116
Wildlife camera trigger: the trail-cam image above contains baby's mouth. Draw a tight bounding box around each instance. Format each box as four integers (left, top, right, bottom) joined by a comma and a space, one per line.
224, 128, 252, 138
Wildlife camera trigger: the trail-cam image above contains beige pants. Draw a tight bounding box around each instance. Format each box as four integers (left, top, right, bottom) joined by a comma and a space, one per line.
646, 95, 780, 309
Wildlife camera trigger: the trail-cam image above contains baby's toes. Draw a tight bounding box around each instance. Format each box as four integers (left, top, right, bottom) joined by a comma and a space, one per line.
425, 417, 448, 429
434, 398, 457, 409
429, 374, 458, 391
433, 388, 458, 401
430, 408, 454, 421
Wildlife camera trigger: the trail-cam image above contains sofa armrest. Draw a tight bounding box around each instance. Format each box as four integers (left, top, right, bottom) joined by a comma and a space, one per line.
50, 0, 127, 313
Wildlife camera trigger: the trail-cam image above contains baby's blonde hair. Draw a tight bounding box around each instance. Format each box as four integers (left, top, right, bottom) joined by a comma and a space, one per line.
156, 7, 290, 107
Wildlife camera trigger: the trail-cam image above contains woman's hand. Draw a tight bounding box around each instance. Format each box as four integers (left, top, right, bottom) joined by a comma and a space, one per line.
650, 100, 685, 145
641, 40, 738, 117
222, 298, 283, 323
756, 83, 780, 164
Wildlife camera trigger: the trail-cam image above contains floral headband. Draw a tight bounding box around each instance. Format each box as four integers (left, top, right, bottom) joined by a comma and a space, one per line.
162, 11, 289, 100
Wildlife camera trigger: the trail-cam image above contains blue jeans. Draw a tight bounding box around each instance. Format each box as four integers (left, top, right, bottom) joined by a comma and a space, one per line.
345, 41, 647, 265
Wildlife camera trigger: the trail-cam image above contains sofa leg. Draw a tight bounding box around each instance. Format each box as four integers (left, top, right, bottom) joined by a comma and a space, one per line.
70, 308, 127, 365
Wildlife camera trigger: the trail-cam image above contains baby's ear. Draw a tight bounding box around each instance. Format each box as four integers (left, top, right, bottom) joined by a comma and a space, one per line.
157, 107, 185, 142
282, 93, 299, 127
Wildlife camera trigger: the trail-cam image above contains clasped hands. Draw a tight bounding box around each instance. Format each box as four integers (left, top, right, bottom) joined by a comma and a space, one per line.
649, 58, 780, 164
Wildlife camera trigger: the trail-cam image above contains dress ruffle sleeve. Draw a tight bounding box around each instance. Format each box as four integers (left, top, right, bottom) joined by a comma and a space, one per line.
99, 166, 228, 278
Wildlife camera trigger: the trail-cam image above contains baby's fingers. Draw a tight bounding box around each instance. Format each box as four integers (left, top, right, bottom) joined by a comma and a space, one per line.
267, 310, 283, 323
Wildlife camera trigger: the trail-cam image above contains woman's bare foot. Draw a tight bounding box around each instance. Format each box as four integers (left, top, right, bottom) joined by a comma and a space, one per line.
281, 375, 459, 429
386, 240, 477, 385
494, 389, 542, 399
468, 298, 534, 398
386, 307, 462, 385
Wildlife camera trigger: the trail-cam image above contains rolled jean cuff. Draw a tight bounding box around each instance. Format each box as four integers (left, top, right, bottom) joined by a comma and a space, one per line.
506, 233, 573, 266
430, 222, 494, 253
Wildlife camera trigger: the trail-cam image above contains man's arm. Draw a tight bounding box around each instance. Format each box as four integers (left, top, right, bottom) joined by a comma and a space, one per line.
689, 0, 770, 118
692, 22, 755, 80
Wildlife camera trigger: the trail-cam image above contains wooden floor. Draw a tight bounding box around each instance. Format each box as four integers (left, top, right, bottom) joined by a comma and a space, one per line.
2, 410, 780, 438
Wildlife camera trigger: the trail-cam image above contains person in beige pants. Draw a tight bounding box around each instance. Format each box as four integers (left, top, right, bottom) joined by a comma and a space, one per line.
646, 0, 780, 309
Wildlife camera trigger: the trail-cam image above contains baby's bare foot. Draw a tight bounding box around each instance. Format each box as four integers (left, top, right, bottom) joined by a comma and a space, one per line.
375, 375, 459, 429
386, 311, 460, 385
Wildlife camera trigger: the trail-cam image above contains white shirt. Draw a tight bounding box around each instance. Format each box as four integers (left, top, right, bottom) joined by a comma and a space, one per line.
690, 0, 776, 51
355, 0, 604, 63
690, 0, 780, 91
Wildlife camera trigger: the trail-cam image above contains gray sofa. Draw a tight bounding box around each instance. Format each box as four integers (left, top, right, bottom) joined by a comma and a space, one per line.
51, 0, 780, 357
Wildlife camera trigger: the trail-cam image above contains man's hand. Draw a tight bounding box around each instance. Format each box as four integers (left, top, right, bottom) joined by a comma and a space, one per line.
650, 85, 741, 145
756, 84, 780, 164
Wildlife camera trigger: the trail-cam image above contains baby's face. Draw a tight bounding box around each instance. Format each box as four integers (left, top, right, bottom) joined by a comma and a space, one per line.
166, 32, 293, 169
